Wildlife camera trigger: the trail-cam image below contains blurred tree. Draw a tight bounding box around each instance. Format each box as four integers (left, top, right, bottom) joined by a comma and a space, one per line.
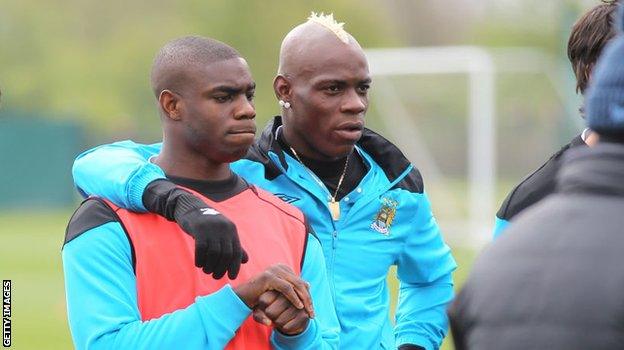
0, 0, 402, 143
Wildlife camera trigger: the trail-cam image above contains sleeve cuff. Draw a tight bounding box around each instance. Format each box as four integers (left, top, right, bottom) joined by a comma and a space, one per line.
493, 216, 510, 238
127, 162, 166, 211
396, 334, 435, 350
271, 317, 318, 348
398, 345, 426, 350
195, 284, 252, 338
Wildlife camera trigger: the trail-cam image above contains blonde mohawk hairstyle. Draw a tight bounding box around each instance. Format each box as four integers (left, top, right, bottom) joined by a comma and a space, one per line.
307, 12, 350, 44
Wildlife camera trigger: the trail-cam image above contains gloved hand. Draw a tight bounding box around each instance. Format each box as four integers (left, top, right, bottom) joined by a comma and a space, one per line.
143, 179, 249, 279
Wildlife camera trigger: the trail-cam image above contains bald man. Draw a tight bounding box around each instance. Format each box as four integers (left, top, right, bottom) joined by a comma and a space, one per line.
72, 14, 456, 350
62, 36, 339, 350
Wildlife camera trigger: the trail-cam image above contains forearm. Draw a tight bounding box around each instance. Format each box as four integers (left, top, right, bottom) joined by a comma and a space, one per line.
395, 193, 456, 349
271, 318, 328, 350
394, 275, 454, 350
62, 224, 250, 349
85, 288, 249, 350
72, 141, 164, 210
271, 236, 339, 350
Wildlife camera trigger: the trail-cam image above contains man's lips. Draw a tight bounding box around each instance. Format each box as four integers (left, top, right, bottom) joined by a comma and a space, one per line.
335, 121, 364, 132
334, 122, 364, 141
228, 127, 257, 135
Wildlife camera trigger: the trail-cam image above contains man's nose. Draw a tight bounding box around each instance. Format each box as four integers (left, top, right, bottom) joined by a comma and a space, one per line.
234, 96, 256, 120
341, 88, 367, 115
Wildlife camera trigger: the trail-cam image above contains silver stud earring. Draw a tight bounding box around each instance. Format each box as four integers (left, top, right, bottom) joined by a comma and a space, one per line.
278, 100, 291, 109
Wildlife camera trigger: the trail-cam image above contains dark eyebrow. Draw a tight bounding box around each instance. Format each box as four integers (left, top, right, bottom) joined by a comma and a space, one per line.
209, 82, 256, 95
315, 78, 372, 86
316, 79, 347, 86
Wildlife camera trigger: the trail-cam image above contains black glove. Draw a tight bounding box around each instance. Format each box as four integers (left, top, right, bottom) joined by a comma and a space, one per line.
143, 179, 249, 279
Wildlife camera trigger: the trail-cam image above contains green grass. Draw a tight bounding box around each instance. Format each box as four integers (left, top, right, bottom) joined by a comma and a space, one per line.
0, 210, 476, 349
0, 210, 74, 349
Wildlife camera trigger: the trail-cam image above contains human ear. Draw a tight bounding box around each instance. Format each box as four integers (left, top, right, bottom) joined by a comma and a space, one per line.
273, 75, 292, 103
159, 89, 183, 121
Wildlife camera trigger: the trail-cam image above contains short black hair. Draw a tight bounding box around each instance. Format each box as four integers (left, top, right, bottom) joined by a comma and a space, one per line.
567, 1, 619, 95
150, 36, 241, 97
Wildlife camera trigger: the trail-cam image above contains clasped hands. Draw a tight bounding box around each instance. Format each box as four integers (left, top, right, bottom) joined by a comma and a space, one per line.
159, 188, 314, 334
234, 264, 315, 336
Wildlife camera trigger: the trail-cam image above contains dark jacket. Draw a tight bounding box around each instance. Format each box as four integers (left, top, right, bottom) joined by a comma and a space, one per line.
493, 134, 586, 236
450, 143, 624, 350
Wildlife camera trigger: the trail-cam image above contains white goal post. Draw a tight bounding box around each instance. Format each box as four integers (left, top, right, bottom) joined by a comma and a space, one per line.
365, 46, 569, 247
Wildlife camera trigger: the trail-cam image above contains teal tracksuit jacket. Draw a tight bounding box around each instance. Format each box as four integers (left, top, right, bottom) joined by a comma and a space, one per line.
72, 117, 457, 349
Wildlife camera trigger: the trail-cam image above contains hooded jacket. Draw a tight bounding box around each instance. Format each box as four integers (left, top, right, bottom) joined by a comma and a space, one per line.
450, 143, 624, 350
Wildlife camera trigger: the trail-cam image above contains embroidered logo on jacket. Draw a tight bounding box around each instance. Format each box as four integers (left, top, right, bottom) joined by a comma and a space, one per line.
371, 197, 398, 235
274, 193, 301, 204
200, 208, 220, 216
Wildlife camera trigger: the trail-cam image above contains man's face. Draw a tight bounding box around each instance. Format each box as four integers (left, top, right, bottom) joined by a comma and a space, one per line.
181, 57, 256, 163
286, 43, 370, 160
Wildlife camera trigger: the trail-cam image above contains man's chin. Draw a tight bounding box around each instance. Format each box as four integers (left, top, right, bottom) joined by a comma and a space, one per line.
320, 143, 357, 160
336, 139, 359, 153
221, 145, 252, 163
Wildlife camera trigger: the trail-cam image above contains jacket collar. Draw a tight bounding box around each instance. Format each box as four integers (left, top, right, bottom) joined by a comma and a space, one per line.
254, 116, 414, 184
558, 143, 624, 196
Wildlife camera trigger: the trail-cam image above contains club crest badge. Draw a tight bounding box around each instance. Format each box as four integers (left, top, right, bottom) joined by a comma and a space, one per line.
274, 193, 301, 204
371, 197, 398, 235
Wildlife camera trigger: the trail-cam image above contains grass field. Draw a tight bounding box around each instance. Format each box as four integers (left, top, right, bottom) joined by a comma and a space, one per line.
0, 209, 477, 349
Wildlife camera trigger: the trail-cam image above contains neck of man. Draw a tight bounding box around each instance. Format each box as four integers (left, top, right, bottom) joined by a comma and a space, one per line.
153, 137, 233, 181
279, 124, 367, 201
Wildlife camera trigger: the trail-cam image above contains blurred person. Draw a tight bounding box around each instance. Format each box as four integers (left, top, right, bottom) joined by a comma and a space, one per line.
449, 6, 624, 348
62, 36, 339, 350
493, 0, 619, 237
71, 13, 457, 350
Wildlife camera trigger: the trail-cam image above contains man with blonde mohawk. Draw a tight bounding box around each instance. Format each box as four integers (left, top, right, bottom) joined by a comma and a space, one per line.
72, 13, 457, 349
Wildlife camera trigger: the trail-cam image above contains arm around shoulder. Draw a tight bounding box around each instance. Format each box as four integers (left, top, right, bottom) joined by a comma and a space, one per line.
72, 140, 165, 211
